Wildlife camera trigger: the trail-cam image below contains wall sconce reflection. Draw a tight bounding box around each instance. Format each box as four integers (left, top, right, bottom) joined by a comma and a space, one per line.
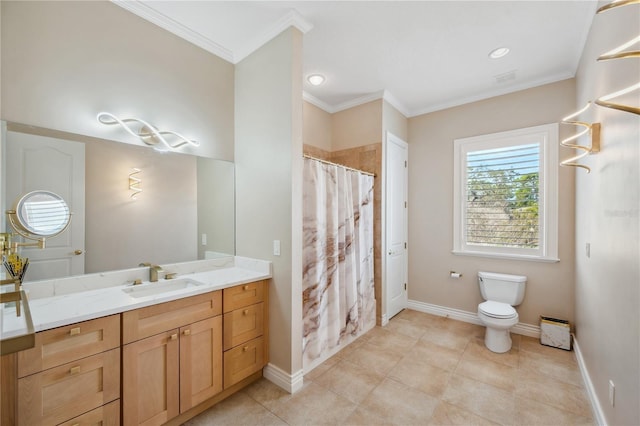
129, 168, 142, 200
97, 112, 199, 152
560, 102, 601, 173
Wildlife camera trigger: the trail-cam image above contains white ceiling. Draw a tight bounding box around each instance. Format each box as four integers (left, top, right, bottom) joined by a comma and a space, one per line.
115, 1, 598, 117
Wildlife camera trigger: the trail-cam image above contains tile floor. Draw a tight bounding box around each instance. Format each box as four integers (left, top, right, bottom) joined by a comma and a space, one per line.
184, 309, 593, 425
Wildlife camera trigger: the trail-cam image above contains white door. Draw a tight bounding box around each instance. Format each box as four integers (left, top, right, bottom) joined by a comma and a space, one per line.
6, 130, 85, 280
385, 132, 408, 320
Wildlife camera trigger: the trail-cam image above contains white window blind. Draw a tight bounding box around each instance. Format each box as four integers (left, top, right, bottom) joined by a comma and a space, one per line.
466, 143, 540, 249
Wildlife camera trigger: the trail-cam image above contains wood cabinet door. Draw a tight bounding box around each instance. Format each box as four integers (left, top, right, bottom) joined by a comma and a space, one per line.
179, 316, 223, 412
123, 331, 179, 426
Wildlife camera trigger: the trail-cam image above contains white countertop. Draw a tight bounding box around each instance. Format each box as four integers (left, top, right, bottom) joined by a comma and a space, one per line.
1, 256, 271, 339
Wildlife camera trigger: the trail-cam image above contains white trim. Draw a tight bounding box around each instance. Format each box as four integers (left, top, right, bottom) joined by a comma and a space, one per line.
380, 313, 389, 326
406, 299, 541, 338
111, 2, 312, 64
573, 336, 607, 426
263, 364, 304, 394
234, 9, 313, 63
303, 91, 334, 113
409, 72, 575, 118
452, 123, 559, 262
111, 0, 234, 62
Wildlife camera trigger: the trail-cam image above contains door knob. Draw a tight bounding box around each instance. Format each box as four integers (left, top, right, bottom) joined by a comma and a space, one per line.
74, 250, 83, 255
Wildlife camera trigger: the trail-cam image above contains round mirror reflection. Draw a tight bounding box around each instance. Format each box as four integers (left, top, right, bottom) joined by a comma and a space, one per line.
13, 191, 71, 237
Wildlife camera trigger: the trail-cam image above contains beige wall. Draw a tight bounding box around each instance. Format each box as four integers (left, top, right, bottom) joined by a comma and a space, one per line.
1, 1, 234, 160
574, 3, 639, 424
332, 100, 383, 150
407, 79, 576, 326
382, 100, 408, 142
86, 138, 197, 272
303, 101, 332, 152
235, 28, 303, 377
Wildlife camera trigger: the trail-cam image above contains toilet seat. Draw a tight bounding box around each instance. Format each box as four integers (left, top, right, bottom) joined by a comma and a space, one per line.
479, 301, 517, 319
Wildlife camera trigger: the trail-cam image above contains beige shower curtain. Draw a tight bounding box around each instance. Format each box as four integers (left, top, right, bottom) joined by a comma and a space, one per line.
302, 157, 375, 372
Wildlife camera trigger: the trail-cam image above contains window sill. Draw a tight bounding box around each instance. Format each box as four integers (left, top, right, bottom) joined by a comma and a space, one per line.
452, 250, 560, 263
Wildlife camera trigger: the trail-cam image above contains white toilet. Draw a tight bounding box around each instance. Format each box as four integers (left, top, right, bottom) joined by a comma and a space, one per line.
477, 271, 527, 353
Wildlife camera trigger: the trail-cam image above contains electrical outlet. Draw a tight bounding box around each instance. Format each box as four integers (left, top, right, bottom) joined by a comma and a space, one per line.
609, 380, 615, 406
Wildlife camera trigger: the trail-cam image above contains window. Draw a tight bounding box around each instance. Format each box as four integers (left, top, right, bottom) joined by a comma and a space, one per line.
453, 124, 559, 262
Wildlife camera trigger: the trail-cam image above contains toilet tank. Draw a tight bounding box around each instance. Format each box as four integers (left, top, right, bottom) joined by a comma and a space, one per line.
478, 271, 527, 306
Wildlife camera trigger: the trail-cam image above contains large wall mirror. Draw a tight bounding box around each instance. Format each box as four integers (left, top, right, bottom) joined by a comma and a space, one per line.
1, 122, 235, 282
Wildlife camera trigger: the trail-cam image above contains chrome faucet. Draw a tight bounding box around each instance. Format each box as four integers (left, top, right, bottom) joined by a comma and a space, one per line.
139, 263, 164, 282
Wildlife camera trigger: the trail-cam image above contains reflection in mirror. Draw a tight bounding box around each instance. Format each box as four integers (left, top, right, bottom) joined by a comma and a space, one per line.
2, 122, 235, 281
11, 190, 71, 237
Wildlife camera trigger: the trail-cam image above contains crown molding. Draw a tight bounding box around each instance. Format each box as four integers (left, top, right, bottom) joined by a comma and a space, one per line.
111, 0, 234, 62
235, 9, 314, 63
303, 91, 335, 113
409, 71, 575, 117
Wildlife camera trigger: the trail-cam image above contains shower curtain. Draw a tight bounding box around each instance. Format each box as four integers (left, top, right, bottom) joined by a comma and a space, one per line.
302, 157, 375, 372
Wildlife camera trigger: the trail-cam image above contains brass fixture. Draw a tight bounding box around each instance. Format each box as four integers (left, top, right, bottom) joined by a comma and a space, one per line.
165, 272, 177, 280
129, 168, 142, 200
595, 82, 640, 115
138, 262, 163, 282
597, 35, 640, 61
132, 278, 143, 285
560, 102, 601, 173
597, 0, 639, 14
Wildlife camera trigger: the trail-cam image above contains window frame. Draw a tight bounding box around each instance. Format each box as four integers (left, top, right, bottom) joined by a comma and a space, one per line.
452, 123, 559, 262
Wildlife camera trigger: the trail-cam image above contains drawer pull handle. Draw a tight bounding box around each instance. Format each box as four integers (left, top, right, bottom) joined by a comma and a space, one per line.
69, 366, 81, 375
243, 346, 249, 352
183, 329, 191, 336
170, 333, 178, 341
243, 285, 249, 291
69, 327, 81, 336
71, 423, 80, 426
243, 309, 249, 315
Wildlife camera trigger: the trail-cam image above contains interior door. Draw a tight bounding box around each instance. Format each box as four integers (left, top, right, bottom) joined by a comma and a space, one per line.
385, 132, 408, 320
6, 130, 85, 279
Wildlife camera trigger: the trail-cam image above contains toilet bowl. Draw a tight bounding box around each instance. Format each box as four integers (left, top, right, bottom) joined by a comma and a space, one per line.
477, 272, 526, 353
478, 301, 519, 353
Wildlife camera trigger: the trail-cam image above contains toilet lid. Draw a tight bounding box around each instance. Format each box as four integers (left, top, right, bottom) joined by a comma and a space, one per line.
479, 301, 517, 319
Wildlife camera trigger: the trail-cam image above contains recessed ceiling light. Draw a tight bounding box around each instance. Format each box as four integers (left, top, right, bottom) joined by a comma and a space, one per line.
307, 74, 325, 86
489, 47, 510, 59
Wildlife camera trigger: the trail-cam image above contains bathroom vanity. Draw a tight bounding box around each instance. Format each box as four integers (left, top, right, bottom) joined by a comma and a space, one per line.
0, 257, 270, 426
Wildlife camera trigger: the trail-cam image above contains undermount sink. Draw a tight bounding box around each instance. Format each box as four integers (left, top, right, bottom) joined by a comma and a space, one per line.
122, 278, 204, 299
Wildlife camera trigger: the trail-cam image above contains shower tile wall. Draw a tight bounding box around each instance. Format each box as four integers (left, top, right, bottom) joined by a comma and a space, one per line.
304, 142, 383, 325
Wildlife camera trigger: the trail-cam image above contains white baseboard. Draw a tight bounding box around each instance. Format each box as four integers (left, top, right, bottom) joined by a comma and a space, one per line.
573, 336, 607, 426
263, 363, 304, 394
406, 299, 540, 338
380, 313, 389, 326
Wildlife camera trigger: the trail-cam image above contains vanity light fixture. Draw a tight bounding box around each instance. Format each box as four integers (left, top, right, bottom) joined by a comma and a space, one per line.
97, 112, 199, 152
307, 74, 326, 86
488, 47, 510, 59
560, 102, 601, 173
129, 168, 142, 200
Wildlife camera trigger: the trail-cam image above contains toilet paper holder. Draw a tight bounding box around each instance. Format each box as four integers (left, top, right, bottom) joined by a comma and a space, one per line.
449, 271, 462, 278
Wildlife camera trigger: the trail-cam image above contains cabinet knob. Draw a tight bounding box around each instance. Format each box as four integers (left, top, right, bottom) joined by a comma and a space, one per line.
69, 366, 81, 375
69, 327, 81, 336
243, 309, 249, 315
183, 329, 191, 336
243, 346, 249, 352
170, 333, 178, 341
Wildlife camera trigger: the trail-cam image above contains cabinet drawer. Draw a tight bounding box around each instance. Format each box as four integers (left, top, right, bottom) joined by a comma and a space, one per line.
223, 281, 265, 313
58, 399, 120, 426
223, 303, 264, 350
223, 336, 265, 389
122, 290, 222, 344
18, 348, 120, 426
18, 315, 120, 377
